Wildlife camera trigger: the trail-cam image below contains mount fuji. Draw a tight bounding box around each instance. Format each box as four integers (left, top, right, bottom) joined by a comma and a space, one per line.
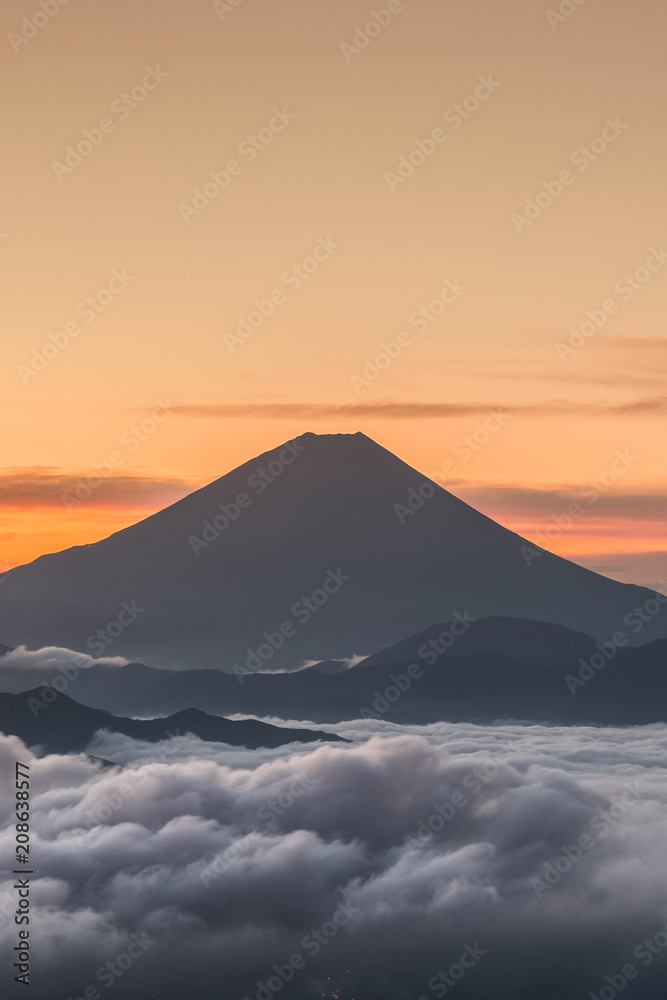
0, 431, 664, 670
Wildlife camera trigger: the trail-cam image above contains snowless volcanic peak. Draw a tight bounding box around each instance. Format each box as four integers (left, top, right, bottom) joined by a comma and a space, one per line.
0, 431, 664, 669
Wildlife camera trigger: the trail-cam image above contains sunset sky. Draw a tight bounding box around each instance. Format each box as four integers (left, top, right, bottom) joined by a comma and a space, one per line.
1, 0, 665, 586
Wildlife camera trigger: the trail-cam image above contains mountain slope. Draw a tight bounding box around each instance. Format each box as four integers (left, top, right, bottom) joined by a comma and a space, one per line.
0, 689, 343, 754
358, 617, 601, 669
2, 619, 666, 726
0, 432, 664, 669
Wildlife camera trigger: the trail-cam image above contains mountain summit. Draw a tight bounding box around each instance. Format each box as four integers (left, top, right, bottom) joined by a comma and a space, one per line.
0, 431, 664, 669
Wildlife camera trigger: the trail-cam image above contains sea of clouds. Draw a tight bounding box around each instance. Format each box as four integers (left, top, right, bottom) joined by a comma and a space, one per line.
2, 718, 667, 999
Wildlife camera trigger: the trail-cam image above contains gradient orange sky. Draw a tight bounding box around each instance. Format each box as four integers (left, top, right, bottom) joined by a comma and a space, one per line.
1, 0, 665, 587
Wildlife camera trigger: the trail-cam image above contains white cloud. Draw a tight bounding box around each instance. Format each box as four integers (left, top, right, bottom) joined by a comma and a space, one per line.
0, 644, 127, 671
1, 722, 667, 998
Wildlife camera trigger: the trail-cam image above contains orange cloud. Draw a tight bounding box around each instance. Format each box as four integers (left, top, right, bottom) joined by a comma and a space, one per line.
0, 469, 193, 510
172, 398, 667, 420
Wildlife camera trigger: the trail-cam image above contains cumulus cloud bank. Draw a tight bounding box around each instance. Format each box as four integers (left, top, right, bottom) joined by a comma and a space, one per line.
2, 722, 667, 999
